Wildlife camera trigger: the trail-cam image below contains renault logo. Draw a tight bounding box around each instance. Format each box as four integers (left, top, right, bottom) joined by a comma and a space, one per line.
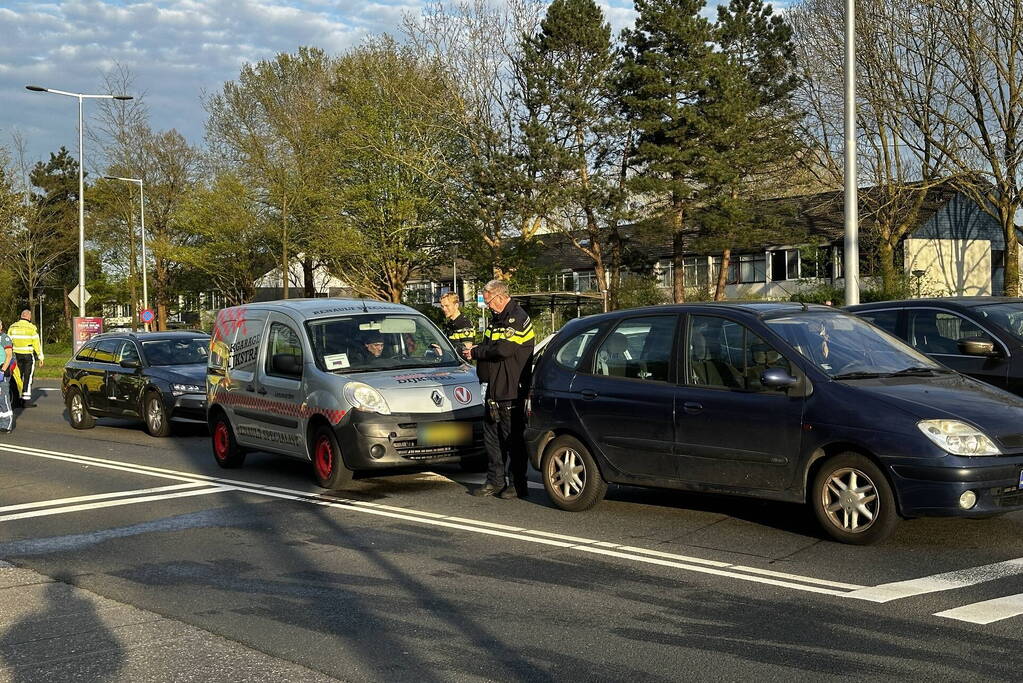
431, 390, 444, 407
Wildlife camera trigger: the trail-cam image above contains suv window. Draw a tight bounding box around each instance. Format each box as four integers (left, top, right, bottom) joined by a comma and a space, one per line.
858, 309, 900, 337
555, 326, 601, 370
593, 316, 675, 382
75, 343, 97, 361
118, 341, 141, 365
266, 323, 303, 379
93, 339, 121, 364
907, 309, 991, 355
687, 315, 791, 391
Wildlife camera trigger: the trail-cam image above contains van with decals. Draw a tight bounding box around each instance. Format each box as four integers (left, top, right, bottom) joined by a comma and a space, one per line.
206, 299, 486, 489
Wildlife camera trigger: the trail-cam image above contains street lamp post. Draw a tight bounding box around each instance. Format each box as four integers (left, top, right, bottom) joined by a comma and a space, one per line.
25, 85, 133, 317
104, 175, 149, 326
843, 0, 860, 306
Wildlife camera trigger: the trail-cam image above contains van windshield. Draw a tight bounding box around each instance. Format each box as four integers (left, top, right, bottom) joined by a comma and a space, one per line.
766, 311, 944, 378
306, 314, 462, 373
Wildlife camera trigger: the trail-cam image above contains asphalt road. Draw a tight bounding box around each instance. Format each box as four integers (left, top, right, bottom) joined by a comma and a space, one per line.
2, 382, 1023, 681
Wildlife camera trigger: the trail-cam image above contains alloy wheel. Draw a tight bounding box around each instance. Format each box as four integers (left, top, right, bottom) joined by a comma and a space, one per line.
550, 447, 585, 500
821, 466, 879, 533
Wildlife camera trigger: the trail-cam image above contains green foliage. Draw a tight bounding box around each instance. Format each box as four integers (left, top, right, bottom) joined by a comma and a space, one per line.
615, 275, 669, 309
789, 283, 844, 306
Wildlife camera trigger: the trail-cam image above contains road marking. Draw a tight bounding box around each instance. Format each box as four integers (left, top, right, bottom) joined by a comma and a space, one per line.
0, 486, 232, 522
0, 442, 863, 595
0, 482, 208, 514
935, 594, 1023, 624
845, 558, 1023, 603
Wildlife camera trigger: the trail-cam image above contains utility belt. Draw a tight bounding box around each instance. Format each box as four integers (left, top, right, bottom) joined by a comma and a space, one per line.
485, 398, 518, 422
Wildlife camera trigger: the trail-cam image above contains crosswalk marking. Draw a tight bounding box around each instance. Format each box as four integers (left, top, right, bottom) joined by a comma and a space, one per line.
0, 486, 231, 522
0, 482, 207, 514
935, 594, 1023, 624
846, 557, 1023, 603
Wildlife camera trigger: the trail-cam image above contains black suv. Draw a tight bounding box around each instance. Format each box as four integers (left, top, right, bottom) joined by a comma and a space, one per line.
62, 331, 210, 436
846, 297, 1023, 396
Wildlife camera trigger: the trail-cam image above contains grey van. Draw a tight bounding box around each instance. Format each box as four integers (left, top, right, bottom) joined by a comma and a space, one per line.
207, 299, 485, 489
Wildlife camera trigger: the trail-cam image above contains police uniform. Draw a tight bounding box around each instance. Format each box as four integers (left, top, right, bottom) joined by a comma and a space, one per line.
8, 317, 43, 403
443, 313, 476, 347
470, 298, 535, 496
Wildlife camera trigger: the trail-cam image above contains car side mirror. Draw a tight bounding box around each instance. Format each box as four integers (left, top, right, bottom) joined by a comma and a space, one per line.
959, 339, 997, 357
119, 359, 142, 370
761, 367, 798, 389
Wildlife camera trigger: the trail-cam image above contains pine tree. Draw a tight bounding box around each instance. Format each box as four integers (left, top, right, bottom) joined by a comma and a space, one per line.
619, 0, 716, 303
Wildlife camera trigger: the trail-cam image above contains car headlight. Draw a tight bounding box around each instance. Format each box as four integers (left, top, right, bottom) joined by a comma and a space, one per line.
171, 383, 205, 396
917, 419, 1000, 456
343, 382, 391, 415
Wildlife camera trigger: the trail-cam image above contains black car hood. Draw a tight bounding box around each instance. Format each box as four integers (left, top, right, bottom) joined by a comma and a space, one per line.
846, 373, 1023, 436
150, 363, 207, 384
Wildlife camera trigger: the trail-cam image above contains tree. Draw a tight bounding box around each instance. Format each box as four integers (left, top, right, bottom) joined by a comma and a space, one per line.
314, 41, 466, 302
172, 172, 276, 306
620, 0, 716, 303
519, 0, 630, 308
205, 47, 336, 299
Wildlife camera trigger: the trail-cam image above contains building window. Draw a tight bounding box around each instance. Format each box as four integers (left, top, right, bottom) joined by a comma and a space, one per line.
797, 246, 835, 280
575, 270, 598, 292
403, 281, 434, 304
713, 253, 766, 284
770, 249, 800, 281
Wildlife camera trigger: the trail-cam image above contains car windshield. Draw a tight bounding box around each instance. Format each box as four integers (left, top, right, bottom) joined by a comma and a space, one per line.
306, 314, 461, 373
765, 311, 943, 378
142, 337, 210, 366
973, 302, 1023, 341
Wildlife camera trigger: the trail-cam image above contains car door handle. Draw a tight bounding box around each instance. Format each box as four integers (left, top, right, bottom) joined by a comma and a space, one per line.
683, 401, 703, 414
257, 387, 268, 395
580, 390, 598, 400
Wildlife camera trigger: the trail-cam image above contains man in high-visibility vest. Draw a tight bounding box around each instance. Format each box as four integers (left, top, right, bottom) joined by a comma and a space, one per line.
9, 309, 43, 405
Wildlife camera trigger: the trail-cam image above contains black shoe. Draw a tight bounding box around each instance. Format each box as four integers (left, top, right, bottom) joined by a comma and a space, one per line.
472, 483, 502, 497
498, 486, 518, 499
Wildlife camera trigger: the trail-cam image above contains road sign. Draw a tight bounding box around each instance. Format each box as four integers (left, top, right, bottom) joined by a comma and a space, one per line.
140, 308, 155, 323
68, 285, 91, 306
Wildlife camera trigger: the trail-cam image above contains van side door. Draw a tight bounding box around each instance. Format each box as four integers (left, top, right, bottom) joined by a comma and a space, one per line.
243, 313, 306, 456
212, 307, 270, 451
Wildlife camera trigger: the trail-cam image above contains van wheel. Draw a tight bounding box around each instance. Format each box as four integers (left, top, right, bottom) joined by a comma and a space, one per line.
211, 414, 246, 468
66, 387, 95, 429
541, 435, 607, 512
312, 425, 353, 490
811, 453, 898, 545
144, 392, 172, 437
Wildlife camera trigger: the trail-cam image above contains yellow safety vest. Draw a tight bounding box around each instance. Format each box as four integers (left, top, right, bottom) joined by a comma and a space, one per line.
8, 319, 43, 360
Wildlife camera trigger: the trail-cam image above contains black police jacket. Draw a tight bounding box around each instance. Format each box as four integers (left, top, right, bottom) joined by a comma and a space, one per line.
471, 299, 535, 402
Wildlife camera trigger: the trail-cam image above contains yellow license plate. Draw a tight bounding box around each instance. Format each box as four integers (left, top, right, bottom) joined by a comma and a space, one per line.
418, 422, 472, 446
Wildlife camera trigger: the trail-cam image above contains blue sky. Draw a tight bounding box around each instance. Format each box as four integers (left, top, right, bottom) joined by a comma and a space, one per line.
0, 0, 783, 171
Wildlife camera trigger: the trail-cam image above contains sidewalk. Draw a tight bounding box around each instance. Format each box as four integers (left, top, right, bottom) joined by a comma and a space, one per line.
0, 561, 340, 682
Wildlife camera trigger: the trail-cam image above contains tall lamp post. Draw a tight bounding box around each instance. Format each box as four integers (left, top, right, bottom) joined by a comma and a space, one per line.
104, 175, 149, 327
843, 0, 860, 305
25, 85, 133, 317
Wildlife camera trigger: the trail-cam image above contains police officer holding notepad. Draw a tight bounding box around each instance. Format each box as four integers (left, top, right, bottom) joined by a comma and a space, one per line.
462, 280, 535, 499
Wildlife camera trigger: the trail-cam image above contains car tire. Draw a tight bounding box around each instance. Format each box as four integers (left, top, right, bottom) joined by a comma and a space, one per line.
211, 413, 246, 468
811, 452, 899, 545
311, 425, 353, 490
541, 435, 607, 512
459, 454, 489, 473
144, 391, 172, 437
66, 387, 95, 430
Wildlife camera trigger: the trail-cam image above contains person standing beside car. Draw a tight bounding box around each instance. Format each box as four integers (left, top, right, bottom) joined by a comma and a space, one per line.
439, 292, 476, 351
9, 309, 42, 406
463, 280, 535, 499
0, 320, 14, 432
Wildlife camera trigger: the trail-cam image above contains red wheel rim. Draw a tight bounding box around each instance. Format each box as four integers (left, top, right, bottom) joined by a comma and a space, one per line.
315, 436, 334, 480
213, 422, 230, 461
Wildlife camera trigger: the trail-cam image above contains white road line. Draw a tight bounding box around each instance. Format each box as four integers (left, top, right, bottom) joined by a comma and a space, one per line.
935, 594, 1023, 624
0, 442, 862, 595
0, 482, 208, 514
0, 487, 233, 522
845, 558, 1023, 603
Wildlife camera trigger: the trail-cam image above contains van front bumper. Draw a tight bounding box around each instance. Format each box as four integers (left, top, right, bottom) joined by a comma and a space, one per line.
336, 406, 485, 470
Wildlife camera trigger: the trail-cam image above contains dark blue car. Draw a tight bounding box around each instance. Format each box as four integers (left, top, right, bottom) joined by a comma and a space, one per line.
525, 303, 1023, 544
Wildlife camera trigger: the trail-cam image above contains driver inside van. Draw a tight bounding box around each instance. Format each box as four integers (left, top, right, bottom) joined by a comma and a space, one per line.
359, 331, 386, 362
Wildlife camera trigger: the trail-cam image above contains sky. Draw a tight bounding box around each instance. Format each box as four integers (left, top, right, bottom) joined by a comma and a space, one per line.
0, 0, 784, 172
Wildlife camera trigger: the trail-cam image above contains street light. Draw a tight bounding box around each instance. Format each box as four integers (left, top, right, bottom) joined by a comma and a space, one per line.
25, 85, 133, 317
103, 175, 149, 324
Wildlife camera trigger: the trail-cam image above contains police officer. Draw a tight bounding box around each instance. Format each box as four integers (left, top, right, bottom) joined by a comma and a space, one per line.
439, 292, 475, 351
463, 280, 535, 499
9, 309, 43, 406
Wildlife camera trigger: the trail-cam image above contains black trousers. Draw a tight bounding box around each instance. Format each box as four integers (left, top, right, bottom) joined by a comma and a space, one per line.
15, 353, 34, 401
483, 399, 527, 489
